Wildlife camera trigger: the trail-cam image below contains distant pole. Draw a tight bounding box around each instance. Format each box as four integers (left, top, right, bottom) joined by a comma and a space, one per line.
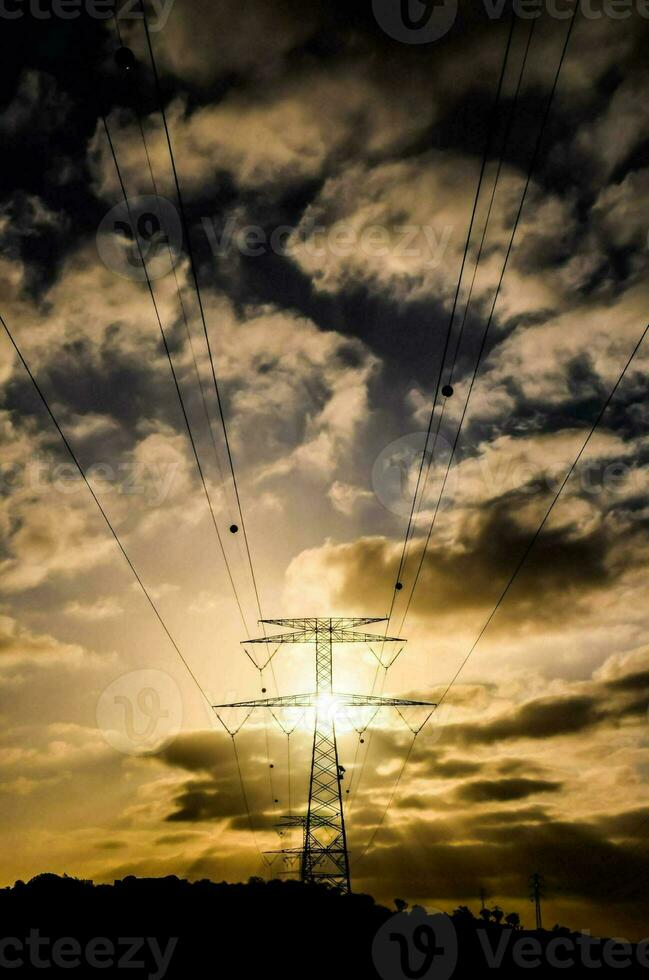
529, 872, 544, 930
480, 887, 487, 912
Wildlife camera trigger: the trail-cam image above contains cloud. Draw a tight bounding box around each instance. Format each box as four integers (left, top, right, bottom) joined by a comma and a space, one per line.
157, 731, 233, 774
147, 0, 320, 84
164, 778, 249, 823
284, 486, 634, 632
63, 598, 123, 621
453, 776, 563, 803
327, 481, 374, 517
0, 71, 70, 138
155, 731, 277, 826
0, 494, 117, 593
572, 71, 649, 180
287, 149, 578, 322
592, 167, 649, 251
0, 615, 85, 669
90, 67, 433, 198
355, 810, 649, 936
444, 695, 604, 745
0, 192, 64, 249
420, 758, 483, 779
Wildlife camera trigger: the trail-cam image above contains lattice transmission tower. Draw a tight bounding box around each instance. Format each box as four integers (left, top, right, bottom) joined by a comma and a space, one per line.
213, 617, 436, 893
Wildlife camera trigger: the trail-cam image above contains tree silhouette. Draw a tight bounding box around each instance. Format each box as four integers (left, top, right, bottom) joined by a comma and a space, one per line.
491, 905, 504, 924
452, 905, 475, 922
505, 912, 521, 930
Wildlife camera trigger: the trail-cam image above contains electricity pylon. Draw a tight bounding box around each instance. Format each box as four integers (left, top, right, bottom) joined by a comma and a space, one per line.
213, 617, 436, 893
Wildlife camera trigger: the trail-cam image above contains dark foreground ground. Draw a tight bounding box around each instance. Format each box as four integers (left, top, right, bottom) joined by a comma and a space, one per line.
1, 874, 647, 978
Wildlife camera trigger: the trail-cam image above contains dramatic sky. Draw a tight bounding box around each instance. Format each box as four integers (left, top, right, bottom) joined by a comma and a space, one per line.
1, 0, 648, 940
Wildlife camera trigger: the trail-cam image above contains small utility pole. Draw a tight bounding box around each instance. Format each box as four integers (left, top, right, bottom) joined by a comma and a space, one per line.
529, 872, 545, 930
480, 887, 488, 912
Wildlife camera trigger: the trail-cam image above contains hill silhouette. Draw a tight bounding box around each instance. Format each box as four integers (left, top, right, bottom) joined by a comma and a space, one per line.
1, 874, 647, 977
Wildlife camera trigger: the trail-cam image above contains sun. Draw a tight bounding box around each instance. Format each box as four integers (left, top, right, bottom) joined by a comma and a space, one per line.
315, 693, 341, 720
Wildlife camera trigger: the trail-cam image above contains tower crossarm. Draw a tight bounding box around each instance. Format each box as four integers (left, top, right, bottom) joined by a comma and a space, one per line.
260, 617, 388, 629
335, 694, 436, 708
212, 692, 436, 709
213, 693, 318, 709
243, 628, 405, 645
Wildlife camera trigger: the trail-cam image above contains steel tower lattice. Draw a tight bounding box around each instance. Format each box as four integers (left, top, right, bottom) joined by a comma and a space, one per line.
213, 617, 436, 893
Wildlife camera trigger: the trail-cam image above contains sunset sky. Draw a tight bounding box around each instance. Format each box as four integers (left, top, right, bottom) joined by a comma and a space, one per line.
1, 0, 649, 941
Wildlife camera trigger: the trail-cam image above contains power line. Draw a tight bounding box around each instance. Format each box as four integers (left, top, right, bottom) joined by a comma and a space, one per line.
351, 13, 519, 812
0, 310, 210, 705
398, 4, 577, 635
104, 57, 283, 818
435, 320, 649, 709
231, 733, 273, 872
397, 19, 538, 613
385, 10, 517, 631
354, 733, 418, 868
444, 21, 536, 392
357, 318, 648, 862
136, 4, 268, 634
109, 14, 241, 547
101, 114, 252, 637
136, 106, 233, 504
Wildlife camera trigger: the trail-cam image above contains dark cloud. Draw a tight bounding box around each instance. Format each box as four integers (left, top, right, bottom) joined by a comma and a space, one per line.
444, 694, 604, 746
155, 832, 203, 846
0, 70, 70, 138
355, 811, 649, 939
165, 778, 248, 824
453, 777, 563, 803
157, 731, 276, 827
591, 808, 649, 841
316, 494, 635, 634
158, 731, 234, 775
607, 670, 649, 693
429, 758, 483, 779
475, 805, 549, 826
